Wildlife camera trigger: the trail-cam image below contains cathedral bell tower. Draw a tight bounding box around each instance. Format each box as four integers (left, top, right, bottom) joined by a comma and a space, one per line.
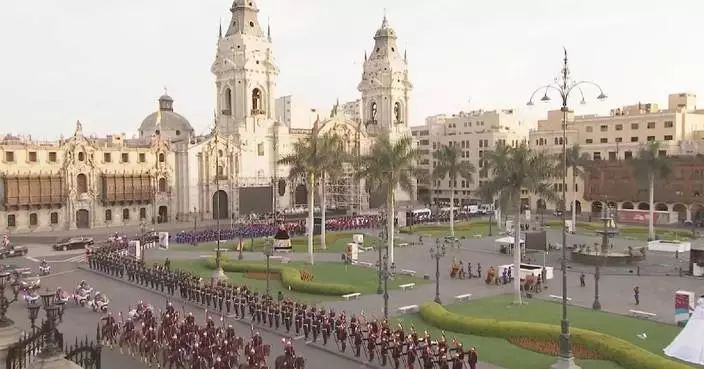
211, 0, 279, 135
357, 15, 413, 136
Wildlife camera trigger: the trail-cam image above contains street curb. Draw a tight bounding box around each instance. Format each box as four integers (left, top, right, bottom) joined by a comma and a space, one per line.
78, 266, 382, 368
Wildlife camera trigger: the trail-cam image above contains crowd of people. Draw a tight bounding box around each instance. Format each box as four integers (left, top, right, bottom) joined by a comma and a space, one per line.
170, 215, 382, 245
88, 244, 482, 369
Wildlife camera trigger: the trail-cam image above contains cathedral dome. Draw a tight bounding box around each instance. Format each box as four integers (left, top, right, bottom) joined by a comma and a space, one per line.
139, 93, 194, 138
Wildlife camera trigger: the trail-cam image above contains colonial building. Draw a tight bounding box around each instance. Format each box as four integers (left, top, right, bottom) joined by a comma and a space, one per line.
0, 0, 416, 233
0, 121, 175, 233
412, 109, 527, 205
529, 92, 704, 216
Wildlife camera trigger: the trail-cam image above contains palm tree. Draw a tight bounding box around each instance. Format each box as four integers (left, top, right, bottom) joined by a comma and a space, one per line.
564, 145, 591, 227
356, 133, 424, 264
316, 134, 347, 250
479, 141, 558, 304
630, 141, 672, 240
432, 144, 477, 237
278, 132, 325, 264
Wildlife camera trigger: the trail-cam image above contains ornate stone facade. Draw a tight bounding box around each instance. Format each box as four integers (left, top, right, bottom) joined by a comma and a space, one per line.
0, 122, 175, 233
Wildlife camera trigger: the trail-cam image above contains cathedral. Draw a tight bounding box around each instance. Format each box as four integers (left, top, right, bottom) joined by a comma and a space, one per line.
0, 0, 414, 233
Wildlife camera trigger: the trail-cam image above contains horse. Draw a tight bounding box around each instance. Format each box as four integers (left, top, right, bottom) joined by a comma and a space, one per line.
275, 355, 305, 369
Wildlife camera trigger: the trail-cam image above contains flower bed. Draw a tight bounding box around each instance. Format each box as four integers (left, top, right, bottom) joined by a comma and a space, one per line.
244, 271, 282, 280
508, 337, 602, 360
419, 302, 692, 369
299, 270, 313, 281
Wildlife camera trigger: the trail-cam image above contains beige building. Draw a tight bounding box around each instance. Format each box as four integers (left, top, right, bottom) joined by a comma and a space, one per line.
528, 92, 704, 214
412, 109, 527, 205
0, 121, 176, 233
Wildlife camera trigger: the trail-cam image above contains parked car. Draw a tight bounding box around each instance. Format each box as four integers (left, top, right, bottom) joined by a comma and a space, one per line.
0, 245, 28, 258
53, 236, 94, 251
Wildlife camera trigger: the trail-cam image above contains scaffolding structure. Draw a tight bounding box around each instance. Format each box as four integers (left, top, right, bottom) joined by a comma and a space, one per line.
324, 163, 366, 211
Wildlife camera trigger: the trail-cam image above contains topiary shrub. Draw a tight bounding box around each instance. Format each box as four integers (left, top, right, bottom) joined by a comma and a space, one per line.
202, 259, 357, 295
419, 302, 692, 369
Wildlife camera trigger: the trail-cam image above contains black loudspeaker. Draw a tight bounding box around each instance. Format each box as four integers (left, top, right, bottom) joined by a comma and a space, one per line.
313, 217, 322, 235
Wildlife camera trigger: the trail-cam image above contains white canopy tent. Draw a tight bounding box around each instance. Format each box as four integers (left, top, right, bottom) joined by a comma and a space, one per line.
495, 237, 524, 245
664, 297, 704, 365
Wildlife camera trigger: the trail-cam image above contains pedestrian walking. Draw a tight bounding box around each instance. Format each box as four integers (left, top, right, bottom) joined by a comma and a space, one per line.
633, 286, 640, 305
579, 273, 585, 287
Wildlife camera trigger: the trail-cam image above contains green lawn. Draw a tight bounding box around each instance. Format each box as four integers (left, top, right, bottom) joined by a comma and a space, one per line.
400, 222, 495, 238
170, 232, 377, 254
402, 294, 693, 369
166, 259, 428, 304
543, 220, 693, 240
445, 295, 682, 359
393, 314, 624, 369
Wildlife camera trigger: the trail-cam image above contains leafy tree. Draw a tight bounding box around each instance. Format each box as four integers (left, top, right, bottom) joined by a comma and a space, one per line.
630, 141, 672, 240
432, 144, 476, 237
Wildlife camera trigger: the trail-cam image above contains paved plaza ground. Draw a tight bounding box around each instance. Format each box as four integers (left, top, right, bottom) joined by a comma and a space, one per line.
8, 221, 704, 369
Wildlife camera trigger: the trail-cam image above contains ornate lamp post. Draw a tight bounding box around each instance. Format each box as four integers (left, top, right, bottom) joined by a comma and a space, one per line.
527, 48, 607, 369
375, 227, 391, 318
26, 289, 67, 356
263, 238, 274, 297
430, 239, 447, 304
0, 272, 22, 327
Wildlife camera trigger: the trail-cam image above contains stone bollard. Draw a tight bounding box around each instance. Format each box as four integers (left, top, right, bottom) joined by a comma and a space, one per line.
28, 354, 83, 369
0, 324, 21, 369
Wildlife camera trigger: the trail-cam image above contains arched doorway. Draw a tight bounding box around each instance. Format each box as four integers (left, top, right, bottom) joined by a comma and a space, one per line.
607, 201, 617, 209
673, 203, 687, 223
212, 190, 229, 220
655, 203, 668, 211
158, 206, 168, 223
591, 201, 603, 214
637, 202, 650, 210
278, 179, 287, 197
622, 202, 634, 209
536, 199, 546, 210
692, 204, 704, 224
75, 209, 90, 229
294, 184, 307, 205
574, 200, 582, 214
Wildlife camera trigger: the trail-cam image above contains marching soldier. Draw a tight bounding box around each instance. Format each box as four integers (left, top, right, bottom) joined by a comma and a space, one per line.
302, 307, 312, 341
295, 304, 304, 335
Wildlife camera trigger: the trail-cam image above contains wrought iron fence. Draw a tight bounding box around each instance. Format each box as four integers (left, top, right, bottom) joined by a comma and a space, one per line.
5, 323, 101, 369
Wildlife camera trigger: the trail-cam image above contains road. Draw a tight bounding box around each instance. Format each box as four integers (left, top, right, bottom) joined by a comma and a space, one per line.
4, 258, 365, 369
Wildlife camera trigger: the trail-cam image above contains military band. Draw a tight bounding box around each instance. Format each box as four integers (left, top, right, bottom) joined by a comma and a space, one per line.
90, 242, 480, 369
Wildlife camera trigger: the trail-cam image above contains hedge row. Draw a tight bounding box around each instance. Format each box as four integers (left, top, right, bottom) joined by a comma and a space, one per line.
543, 220, 692, 238
419, 302, 691, 369
400, 221, 492, 233
202, 258, 358, 296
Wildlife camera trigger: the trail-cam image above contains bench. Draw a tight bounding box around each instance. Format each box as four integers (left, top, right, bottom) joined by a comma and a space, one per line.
398, 243, 410, 248
342, 292, 361, 300
280, 258, 290, 264
360, 246, 374, 252
454, 293, 473, 301
399, 283, 416, 291
276, 249, 292, 254
397, 305, 419, 314
269, 255, 283, 260
549, 294, 572, 302
357, 261, 374, 268
400, 269, 417, 277
473, 234, 482, 239
629, 309, 657, 319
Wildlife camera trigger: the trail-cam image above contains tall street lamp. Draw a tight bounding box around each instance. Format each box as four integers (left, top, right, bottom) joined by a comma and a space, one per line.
430, 239, 446, 304
263, 238, 274, 298
527, 48, 607, 369
375, 228, 391, 318
212, 121, 226, 281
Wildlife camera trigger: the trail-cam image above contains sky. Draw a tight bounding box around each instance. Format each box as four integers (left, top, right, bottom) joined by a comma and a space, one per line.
2, 0, 703, 138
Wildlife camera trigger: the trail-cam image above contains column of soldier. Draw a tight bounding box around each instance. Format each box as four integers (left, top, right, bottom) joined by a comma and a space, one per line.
89, 246, 479, 369
100, 300, 281, 369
